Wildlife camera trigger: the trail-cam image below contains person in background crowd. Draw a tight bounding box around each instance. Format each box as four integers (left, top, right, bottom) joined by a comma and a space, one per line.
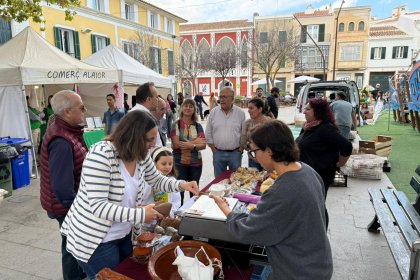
371, 83, 381, 103
60, 110, 199, 279
328, 93, 336, 104
43, 95, 54, 123
151, 97, 167, 146
103, 94, 125, 136
267, 87, 279, 119
255, 87, 264, 99
131, 82, 162, 149
171, 99, 206, 204
27, 96, 44, 160
212, 120, 333, 280
296, 98, 352, 228
240, 98, 271, 171
123, 93, 130, 114
330, 91, 357, 139
177, 92, 184, 107
40, 90, 87, 280
194, 92, 208, 121
209, 92, 218, 111
205, 86, 245, 177
166, 94, 177, 139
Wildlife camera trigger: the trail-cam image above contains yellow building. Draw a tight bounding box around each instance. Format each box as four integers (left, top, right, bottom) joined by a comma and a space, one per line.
26, 0, 186, 77
332, 6, 371, 89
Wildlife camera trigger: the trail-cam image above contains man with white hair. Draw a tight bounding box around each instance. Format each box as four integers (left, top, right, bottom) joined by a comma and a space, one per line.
40, 90, 87, 280
150, 97, 167, 146
205, 86, 245, 177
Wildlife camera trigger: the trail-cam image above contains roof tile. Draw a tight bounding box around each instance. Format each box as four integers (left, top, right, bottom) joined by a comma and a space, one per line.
180, 20, 253, 32
369, 25, 407, 37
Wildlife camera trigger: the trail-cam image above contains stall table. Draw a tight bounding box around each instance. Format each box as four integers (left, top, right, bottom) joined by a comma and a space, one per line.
114, 170, 255, 279
83, 129, 104, 149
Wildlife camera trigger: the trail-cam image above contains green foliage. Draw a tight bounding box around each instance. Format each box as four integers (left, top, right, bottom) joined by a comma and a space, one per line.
358, 113, 420, 200
234, 95, 244, 104
0, 0, 80, 25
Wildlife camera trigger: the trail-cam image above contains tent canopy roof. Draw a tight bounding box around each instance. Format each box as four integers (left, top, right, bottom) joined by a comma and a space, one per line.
0, 27, 118, 86
83, 44, 172, 89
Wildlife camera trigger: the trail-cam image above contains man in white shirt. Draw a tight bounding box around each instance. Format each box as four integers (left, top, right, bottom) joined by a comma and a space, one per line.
205, 86, 245, 177
130, 82, 162, 148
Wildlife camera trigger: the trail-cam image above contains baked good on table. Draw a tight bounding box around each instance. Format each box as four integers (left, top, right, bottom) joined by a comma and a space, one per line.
96, 267, 133, 280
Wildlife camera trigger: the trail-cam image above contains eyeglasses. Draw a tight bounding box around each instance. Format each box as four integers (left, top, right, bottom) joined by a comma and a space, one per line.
70, 105, 86, 112
247, 144, 260, 159
219, 95, 232, 99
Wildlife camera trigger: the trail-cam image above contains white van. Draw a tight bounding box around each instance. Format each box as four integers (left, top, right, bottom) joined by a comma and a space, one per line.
294, 80, 360, 126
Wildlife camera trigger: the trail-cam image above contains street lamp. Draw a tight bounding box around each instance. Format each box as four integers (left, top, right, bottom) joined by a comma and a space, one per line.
332, 0, 345, 80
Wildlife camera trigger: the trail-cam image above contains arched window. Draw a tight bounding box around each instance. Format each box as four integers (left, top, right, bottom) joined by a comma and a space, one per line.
241, 38, 248, 68
197, 39, 210, 69
358, 21, 365, 31
180, 40, 193, 70
338, 22, 344, 32
348, 22, 355, 31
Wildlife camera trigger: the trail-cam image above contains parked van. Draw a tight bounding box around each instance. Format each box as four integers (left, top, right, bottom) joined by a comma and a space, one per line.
294, 80, 360, 126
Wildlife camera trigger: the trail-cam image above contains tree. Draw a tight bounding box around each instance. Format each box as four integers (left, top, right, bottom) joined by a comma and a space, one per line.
207, 38, 239, 91
0, 0, 80, 24
133, 29, 162, 73
252, 20, 300, 92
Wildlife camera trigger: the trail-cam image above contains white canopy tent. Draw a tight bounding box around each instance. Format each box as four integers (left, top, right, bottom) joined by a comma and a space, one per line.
0, 27, 118, 176
251, 78, 283, 85
82, 44, 173, 111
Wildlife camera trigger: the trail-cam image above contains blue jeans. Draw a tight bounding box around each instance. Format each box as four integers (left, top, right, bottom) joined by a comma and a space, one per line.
213, 150, 242, 177
56, 216, 85, 280
176, 164, 202, 204
338, 125, 351, 139
77, 233, 133, 280
248, 158, 264, 171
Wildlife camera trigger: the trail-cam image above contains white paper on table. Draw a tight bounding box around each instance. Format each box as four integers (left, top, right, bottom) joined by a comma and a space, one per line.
93, 117, 103, 128
184, 195, 238, 221
86, 117, 95, 129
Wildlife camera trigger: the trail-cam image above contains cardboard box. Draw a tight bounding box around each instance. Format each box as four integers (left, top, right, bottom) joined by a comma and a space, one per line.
359, 135, 392, 157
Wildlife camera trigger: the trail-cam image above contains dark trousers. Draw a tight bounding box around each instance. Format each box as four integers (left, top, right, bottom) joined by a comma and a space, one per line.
56, 216, 85, 280
197, 105, 204, 120
176, 164, 202, 204
317, 168, 336, 230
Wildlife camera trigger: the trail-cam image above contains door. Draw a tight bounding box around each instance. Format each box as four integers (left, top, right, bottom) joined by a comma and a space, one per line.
369, 72, 394, 93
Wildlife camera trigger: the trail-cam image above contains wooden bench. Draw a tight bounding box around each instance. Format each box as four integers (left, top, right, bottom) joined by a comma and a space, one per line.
368, 165, 420, 280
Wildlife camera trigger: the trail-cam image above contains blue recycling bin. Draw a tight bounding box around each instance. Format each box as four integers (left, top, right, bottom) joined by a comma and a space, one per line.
0, 137, 30, 189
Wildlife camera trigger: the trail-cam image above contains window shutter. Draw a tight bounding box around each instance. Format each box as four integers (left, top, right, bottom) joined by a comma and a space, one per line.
279, 31, 287, 43
392, 46, 396, 59
301, 25, 307, 43
381, 47, 386, 59
149, 47, 154, 70
158, 48, 162, 74
53, 27, 62, 49
370, 48, 374, 59
105, 37, 110, 46
318, 24, 325, 42
73, 31, 80, 59
91, 34, 96, 54
403, 46, 408, 58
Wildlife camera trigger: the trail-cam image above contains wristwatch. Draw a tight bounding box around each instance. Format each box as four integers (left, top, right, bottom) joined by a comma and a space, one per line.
193, 144, 197, 151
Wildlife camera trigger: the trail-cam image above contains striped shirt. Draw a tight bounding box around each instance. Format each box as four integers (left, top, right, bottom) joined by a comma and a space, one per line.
60, 141, 182, 262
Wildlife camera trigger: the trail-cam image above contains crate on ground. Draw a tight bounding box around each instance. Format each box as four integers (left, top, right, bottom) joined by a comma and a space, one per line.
341, 154, 385, 180
0, 137, 31, 189
251, 264, 272, 280
359, 135, 392, 157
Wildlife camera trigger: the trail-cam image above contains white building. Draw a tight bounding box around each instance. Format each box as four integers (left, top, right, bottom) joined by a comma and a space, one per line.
366, 6, 420, 92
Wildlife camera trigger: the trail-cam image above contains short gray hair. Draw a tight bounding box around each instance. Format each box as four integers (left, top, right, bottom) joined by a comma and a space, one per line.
220, 86, 234, 97
51, 90, 78, 115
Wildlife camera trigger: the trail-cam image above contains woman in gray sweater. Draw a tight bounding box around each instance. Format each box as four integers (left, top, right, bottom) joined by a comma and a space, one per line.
212, 120, 333, 279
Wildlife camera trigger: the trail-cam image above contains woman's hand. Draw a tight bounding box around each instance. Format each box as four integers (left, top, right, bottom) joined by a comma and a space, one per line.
180, 181, 199, 196
210, 195, 232, 216
179, 140, 193, 150
143, 204, 164, 224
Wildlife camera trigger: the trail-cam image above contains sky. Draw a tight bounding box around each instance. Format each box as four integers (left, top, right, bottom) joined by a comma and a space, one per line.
151, 0, 420, 24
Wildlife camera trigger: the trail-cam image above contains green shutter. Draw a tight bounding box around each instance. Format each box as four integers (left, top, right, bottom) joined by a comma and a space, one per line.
91, 34, 96, 54
149, 47, 154, 70
370, 48, 374, 59
73, 31, 80, 60
381, 47, 386, 59
392, 46, 396, 59
279, 31, 287, 43
158, 49, 162, 74
105, 37, 110, 46
53, 27, 62, 49
318, 24, 325, 42
301, 26, 307, 43
403, 46, 408, 58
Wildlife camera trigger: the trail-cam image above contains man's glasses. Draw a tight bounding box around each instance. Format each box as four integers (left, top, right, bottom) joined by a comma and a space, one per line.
219, 95, 232, 99
247, 144, 260, 159
71, 105, 86, 112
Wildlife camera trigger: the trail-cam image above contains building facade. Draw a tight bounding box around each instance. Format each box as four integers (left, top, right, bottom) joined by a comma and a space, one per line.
179, 20, 253, 97
3, 0, 186, 78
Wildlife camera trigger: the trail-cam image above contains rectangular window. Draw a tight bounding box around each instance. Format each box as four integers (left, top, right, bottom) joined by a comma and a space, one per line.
340, 44, 361, 61
166, 19, 174, 34
371, 47, 386, 60
260, 32, 268, 43
93, 0, 105, 12
150, 47, 162, 73
167, 50, 174, 75
150, 12, 158, 29
91, 34, 109, 53
307, 25, 319, 42
54, 27, 80, 59
279, 31, 287, 44
122, 41, 139, 60
295, 46, 329, 69
124, 3, 134, 21
392, 46, 408, 59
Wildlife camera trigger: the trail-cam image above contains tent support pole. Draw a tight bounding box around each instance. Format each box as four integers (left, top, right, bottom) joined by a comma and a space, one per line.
22, 86, 39, 179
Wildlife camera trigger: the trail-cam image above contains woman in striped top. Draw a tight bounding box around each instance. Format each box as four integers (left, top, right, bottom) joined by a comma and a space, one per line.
60, 110, 199, 279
